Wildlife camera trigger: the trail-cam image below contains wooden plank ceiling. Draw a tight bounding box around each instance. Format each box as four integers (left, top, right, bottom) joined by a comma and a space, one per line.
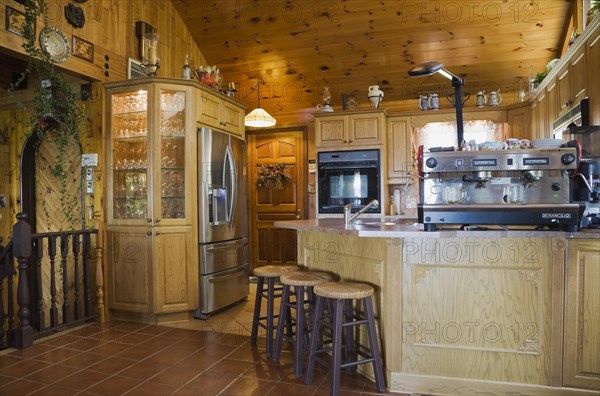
172, 0, 571, 124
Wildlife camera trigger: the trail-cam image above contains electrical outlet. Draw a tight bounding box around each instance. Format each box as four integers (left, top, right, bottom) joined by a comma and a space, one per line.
405, 197, 417, 209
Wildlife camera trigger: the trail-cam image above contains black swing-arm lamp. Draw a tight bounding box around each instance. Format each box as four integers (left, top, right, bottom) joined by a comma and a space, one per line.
408, 61, 465, 146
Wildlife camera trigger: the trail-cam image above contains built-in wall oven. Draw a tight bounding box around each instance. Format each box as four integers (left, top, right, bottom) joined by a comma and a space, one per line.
317, 149, 382, 217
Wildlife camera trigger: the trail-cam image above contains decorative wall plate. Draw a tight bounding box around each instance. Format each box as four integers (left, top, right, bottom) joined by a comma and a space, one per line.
40, 27, 70, 63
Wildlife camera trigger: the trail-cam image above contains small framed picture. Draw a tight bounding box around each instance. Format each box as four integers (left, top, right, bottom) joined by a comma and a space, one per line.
6, 6, 26, 36
72, 35, 94, 63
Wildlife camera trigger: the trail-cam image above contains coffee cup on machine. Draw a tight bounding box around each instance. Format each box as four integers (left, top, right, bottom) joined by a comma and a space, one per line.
445, 184, 468, 204
506, 138, 520, 149
520, 139, 531, 148
506, 185, 525, 204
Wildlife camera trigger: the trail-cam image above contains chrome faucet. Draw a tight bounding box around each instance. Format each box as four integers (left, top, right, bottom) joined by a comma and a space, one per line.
344, 199, 379, 225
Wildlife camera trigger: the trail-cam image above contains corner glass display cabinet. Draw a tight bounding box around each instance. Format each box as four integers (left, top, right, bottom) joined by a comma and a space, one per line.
107, 81, 192, 225
105, 79, 196, 320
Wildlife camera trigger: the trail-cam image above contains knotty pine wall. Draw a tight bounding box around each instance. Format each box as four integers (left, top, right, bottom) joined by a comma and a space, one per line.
1, 0, 207, 82
0, 0, 207, 242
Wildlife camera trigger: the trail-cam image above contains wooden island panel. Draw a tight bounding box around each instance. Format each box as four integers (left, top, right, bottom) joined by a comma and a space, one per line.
399, 237, 562, 387
564, 239, 600, 390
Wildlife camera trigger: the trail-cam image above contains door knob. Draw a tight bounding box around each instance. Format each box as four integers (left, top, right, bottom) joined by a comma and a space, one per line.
296, 215, 300, 220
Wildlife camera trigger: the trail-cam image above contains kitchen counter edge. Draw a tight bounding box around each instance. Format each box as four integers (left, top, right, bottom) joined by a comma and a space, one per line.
275, 219, 600, 239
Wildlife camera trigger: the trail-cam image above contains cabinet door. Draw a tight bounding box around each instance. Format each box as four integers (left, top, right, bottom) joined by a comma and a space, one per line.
530, 101, 540, 140
315, 115, 347, 147
545, 80, 558, 133
157, 87, 190, 225
570, 48, 587, 105
557, 66, 571, 114
557, 47, 586, 115
587, 27, 600, 126
507, 104, 531, 140
198, 92, 222, 130
108, 227, 153, 312
387, 117, 412, 180
153, 226, 195, 313
108, 89, 152, 224
350, 112, 384, 145
564, 239, 600, 390
536, 90, 549, 138
221, 100, 245, 137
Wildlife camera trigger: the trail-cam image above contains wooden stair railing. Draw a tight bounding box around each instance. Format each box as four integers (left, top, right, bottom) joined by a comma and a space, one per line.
0, 213, 103, 350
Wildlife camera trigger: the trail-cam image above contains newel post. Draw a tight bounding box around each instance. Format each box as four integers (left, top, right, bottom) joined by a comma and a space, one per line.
13, 213, 34, 349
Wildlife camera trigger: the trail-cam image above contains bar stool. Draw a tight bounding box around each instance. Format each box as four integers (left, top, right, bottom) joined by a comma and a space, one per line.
304, 281, 385, 395
272, 271, 333, 377
251, 264, 300, 357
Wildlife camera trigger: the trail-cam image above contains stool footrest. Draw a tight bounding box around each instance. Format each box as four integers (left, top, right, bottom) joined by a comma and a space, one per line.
341, 357, 375, 369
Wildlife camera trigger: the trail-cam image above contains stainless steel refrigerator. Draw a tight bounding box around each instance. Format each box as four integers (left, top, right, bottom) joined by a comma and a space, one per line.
193, 128, 249, 319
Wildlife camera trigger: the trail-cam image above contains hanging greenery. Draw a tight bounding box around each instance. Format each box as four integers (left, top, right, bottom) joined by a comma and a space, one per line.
256, 163, 292, 191
8, 0, 84, 228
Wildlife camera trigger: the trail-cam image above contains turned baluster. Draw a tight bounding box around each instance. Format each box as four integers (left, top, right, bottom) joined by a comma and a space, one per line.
13, 213, 34, 349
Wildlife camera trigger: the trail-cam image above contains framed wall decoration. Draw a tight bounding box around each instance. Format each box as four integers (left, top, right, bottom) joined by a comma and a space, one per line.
6, 6, 27, 36
72, 36, 94, 63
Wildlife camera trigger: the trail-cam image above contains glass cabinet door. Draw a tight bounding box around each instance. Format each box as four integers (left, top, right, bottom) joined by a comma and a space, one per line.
110, 90, 149, 220
159, 89, 186, 220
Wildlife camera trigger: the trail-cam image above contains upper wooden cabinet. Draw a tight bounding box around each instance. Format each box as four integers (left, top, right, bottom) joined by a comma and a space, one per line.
506, 103, 531, 140
387, 116, 413, 181
586, 25, 600, 125
556, 46, 587, 115
530, 84, 550, 140
197, 90, 245, 138
527, 20, 599, 137
314, 109, 387, 149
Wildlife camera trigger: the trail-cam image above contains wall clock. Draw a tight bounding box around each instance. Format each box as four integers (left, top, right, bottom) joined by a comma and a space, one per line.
39, 27, 70, 63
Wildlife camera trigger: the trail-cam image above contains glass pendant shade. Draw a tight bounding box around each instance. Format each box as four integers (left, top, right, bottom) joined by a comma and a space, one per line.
245, 107, 276, 127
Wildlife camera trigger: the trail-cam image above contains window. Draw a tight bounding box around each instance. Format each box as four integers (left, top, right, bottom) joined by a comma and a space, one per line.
413, 120, 506, 150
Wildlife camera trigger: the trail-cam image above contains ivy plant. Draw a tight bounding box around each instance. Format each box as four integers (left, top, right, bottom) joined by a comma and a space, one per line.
8, 0, 84, 229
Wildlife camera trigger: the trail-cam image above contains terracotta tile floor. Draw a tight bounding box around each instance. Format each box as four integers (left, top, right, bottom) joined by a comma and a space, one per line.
0, 283, 398, 396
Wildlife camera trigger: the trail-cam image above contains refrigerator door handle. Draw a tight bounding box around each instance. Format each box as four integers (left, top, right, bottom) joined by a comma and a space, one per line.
223, 144, 236, 226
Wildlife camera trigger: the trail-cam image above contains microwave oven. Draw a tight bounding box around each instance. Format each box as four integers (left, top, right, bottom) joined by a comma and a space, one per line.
317, 149, 382, 217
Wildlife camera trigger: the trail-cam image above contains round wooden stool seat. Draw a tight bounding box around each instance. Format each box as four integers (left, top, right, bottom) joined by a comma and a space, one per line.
280, 271, 332, 287
253, 264, 300, 278
314, 281, 374, 300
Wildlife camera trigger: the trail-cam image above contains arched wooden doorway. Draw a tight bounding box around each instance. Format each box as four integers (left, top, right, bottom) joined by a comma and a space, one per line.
21, 134, 82, 232
20, 134, 83, 328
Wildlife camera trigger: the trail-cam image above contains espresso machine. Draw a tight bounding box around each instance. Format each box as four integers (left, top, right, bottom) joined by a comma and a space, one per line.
418, 147, 584, 231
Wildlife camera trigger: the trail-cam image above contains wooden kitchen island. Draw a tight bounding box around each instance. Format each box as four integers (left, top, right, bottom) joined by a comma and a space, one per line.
275, 219, 600, 395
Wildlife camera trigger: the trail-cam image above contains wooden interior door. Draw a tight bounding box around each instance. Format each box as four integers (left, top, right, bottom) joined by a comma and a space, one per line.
35, 140, 82, 232
247, 129, 306, 270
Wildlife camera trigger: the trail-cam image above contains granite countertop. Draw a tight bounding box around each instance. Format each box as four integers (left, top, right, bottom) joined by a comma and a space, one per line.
275, 218, 600, 239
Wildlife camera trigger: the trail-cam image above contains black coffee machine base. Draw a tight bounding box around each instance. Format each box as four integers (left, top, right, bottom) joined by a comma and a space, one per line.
418, 204, 585, 232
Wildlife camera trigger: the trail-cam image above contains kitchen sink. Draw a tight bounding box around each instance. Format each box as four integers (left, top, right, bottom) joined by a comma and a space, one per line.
353, 218, 417, 227
354, 221, 398, 226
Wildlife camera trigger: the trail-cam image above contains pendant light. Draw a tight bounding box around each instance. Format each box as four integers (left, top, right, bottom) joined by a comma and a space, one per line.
244, 82, 276, 128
